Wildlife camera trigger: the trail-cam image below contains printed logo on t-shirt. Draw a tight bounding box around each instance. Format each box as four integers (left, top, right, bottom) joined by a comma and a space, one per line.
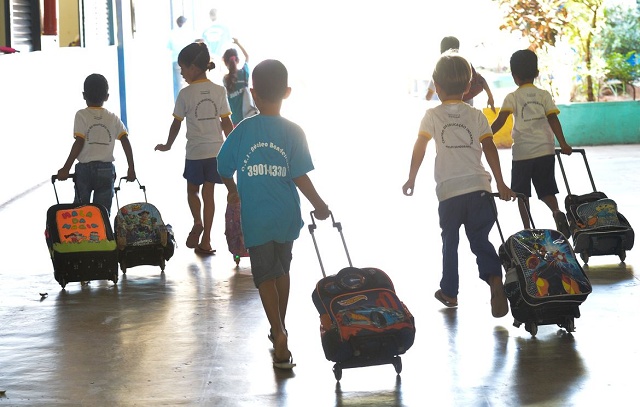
440, 122, 474, 149
195, 98, 219, 122
86, 123, 112, 146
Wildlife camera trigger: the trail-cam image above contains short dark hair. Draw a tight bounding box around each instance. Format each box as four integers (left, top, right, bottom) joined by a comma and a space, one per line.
432, 51, 471, 95
440, 36, 460, 53
510, 49, 539, 81
178, 42, 214, 71
252, 59, 288, 102
84, 74, 109, 105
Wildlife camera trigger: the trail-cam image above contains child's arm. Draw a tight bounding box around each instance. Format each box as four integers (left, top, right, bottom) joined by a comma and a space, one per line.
155, 118, 181, 151
481, 77, 496, 112
402, 136, 428, 196
293, 174, 330, 220
548, 113, 572, 155
57, 138, 85, 180
490, 111, 511, 135
119, 135, 136, 181
221, 176, 240, 203
221, 116, 234, 138
233, 38, 249, 63
481, 137, 515, 201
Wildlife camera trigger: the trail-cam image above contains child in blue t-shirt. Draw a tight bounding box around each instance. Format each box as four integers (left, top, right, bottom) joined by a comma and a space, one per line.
217, 59, 330, 370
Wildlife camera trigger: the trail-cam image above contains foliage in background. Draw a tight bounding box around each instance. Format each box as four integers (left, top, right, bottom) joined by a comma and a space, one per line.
604, 51, 640, 99
492, 0, 608, 102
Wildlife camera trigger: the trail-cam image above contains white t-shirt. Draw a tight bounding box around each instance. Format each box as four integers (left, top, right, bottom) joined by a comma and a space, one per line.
419, 101, 493, 202
173, 79, 231, 160
499, 84, 560, 161
74, 107, 127, 163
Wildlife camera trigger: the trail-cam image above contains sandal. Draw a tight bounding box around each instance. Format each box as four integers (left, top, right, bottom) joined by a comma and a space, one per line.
186, 224, 204, 249
194, 244, 216, 256
434, 289, 458, 308
272, 353, 296, 370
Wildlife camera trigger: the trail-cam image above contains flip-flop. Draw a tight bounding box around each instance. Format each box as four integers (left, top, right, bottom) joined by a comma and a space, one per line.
186, 224, 204, 249
273, 353, 296, 370
194, 245, 216, 256
434, 289, 458, 308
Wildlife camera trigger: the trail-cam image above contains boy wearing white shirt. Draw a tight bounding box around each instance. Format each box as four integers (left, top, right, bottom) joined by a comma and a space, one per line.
491, 49, 572, 238
403, 51, 515, 318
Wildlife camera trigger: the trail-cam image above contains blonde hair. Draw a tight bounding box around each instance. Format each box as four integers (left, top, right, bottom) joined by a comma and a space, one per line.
432, 50, 471, 95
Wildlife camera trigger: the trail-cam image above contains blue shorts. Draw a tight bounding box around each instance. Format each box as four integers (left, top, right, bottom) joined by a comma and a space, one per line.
511, 154, 559, 199
248, 241, 294, 288
183, 157, 223, 185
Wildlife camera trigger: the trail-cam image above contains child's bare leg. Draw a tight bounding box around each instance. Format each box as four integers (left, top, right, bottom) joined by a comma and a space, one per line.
518, 197, 531, 229
258, 276, 290, 361
199, 182, 215, 250
275, 274, 290, 328
541, 194, 560, 212
186, 183, 204, 248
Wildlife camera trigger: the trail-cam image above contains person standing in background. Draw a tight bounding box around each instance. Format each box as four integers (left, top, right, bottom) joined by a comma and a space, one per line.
168, 16, 195, 100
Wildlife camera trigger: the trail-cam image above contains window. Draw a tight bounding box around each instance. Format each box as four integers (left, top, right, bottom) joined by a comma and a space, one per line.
6, 0, 40, 52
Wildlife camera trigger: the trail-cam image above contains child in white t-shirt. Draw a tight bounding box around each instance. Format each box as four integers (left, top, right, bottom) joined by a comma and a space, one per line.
155, 42, 236, 255
491, 49, 572, 238
403, 51, 515, 318
57, 73, 136, 216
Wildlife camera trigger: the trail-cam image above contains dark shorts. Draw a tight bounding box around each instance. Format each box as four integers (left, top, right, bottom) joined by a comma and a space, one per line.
248, 241, 294, 288
511, 154, 559, 199
183, 157, 223, 185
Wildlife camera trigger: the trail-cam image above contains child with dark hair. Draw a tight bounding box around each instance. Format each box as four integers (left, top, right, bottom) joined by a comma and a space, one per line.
222, 38, 256, 125
425, 36, 495, 111
403, 51, 515, 318
57, 73, 136, 216
491, 49, 572, 237
155, 42, 236, 255
217, 59, 330, 369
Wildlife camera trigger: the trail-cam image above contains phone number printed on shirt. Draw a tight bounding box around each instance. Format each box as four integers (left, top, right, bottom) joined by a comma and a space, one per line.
247, 164, 287, 177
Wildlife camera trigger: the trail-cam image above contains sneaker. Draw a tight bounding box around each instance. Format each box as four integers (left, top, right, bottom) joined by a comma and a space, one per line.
554, 211, 571, 239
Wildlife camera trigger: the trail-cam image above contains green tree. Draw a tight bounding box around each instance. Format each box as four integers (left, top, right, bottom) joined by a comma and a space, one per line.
604, 52, 640, 100
493, 0, 606, 101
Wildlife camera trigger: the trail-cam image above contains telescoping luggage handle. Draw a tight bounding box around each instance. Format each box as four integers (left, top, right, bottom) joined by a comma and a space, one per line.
555, 148, 597, 196
308, 211, 353, 277
50, 174, 76, 204
491, 192, 535, 245
114, 177, 147, 210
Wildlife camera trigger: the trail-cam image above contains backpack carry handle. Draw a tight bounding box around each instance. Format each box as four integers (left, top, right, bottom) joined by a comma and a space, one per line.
308, 211, 353, 277
555, 148, 597, 195
114, 177, 147, 210
491, 192, 533, 245
51, 174, 75, 204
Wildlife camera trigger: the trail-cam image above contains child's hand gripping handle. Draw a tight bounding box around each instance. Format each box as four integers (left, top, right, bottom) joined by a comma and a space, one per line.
308, 211, 353, 277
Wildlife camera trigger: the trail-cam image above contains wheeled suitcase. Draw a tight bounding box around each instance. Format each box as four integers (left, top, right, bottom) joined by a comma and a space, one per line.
113, 177, 175, 273
555, 148, 634, 263
492, 193, 592, 336
45, 175, 119, 288
309, 212, 415, 381
224, 200, 249, 265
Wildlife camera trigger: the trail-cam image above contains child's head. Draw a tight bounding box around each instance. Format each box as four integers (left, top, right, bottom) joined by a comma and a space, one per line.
252, 59, 288, 102
178, 42, 215, 72
83, 73, 109, 106
440, 36, 460, 53
222, 48, 239, 69
432, 50, 471, 96
510, 49, 539, 82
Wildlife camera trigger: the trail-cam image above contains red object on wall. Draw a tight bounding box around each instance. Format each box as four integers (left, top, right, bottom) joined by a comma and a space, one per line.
43, 0, 57, 35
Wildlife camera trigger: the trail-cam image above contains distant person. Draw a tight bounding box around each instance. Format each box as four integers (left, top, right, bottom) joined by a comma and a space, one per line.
155, 42, 235, 256
403, 51, 515, 318
491, 49, 572, 237
201, 8, 231, 65
222, 38, 258, 125
168, 16, 195, 100
426, 36, 495, 111
57, 73, 136, 216
217, 59, 331, 369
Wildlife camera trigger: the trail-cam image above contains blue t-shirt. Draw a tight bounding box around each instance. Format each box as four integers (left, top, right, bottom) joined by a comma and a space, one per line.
217, 115, 314, 248
227, 64, 250, 125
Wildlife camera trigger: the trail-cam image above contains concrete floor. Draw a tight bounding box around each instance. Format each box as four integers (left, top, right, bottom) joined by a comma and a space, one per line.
1, 96, 639, 407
